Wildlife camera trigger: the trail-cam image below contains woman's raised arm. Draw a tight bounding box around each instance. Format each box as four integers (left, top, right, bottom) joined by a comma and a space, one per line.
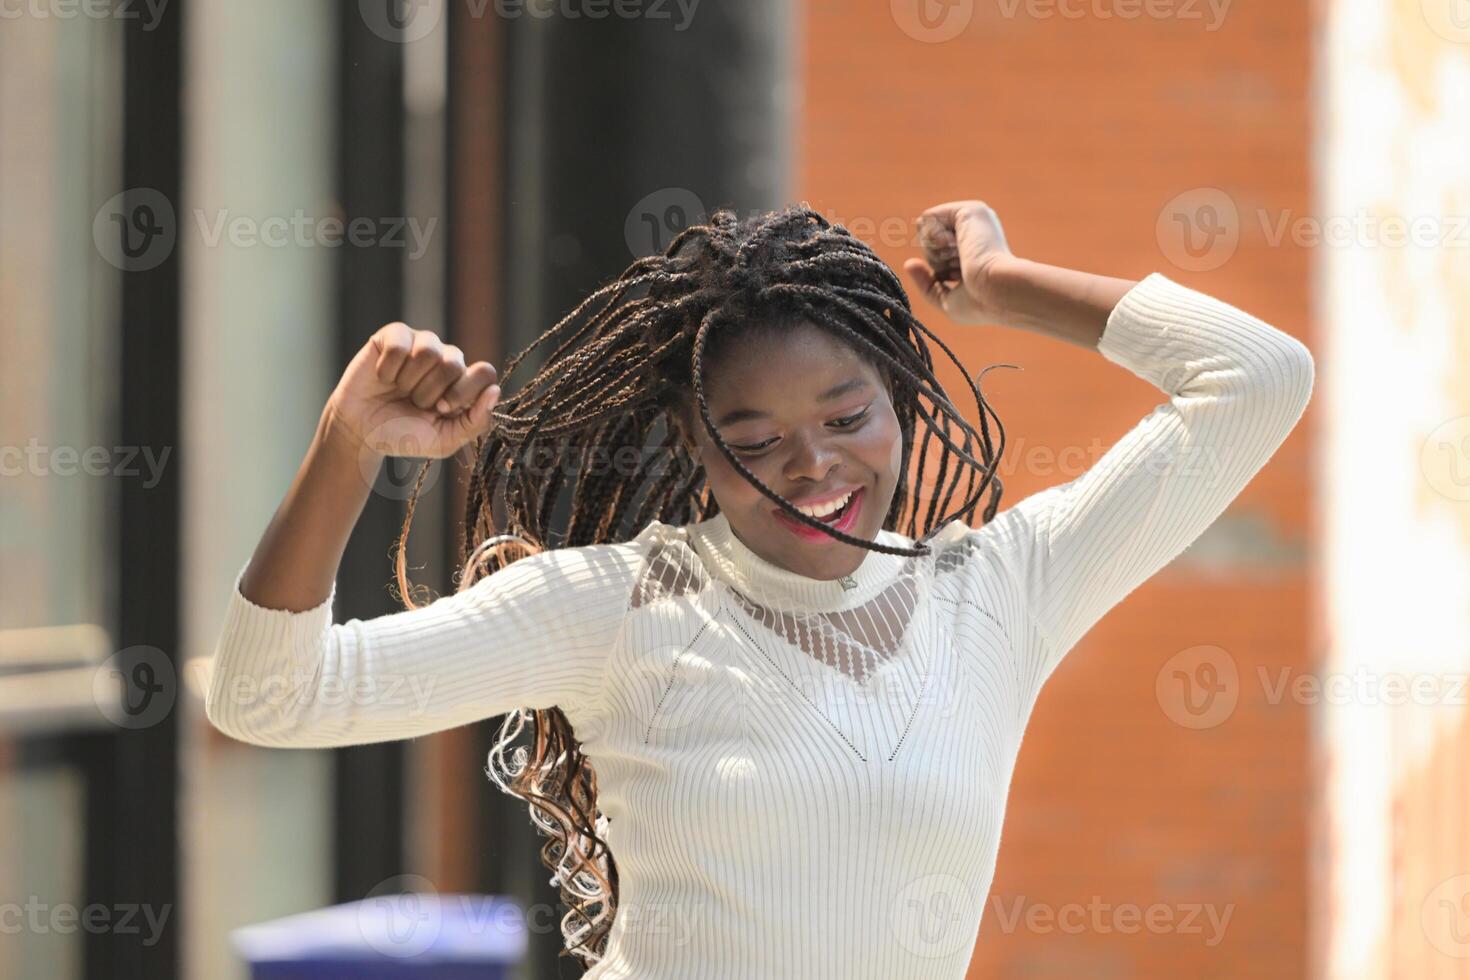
973, 272, 1313, 697
238, 321, 501, 613
203, 320, 650, 749
906, 201, 1314, 702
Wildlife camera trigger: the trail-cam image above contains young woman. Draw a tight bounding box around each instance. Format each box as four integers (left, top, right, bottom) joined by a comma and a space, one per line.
206, 200, 1314, 978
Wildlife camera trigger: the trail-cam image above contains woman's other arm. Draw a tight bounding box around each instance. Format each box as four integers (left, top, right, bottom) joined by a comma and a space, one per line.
206, 321, 656, 749
906, 201, 1314, 698
238, 322, 500, 611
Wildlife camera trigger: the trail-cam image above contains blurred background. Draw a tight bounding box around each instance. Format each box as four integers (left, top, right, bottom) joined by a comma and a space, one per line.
3, 0, 1469, 977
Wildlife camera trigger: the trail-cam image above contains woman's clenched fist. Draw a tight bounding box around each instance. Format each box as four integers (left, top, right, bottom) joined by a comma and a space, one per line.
323, 322, 501, 460
904, 200, 1017, 326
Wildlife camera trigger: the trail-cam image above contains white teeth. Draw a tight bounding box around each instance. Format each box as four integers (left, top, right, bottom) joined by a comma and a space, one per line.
796, 491, 852, 519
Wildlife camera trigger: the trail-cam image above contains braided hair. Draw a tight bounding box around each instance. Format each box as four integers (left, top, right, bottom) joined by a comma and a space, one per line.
387, 202, 1013, 966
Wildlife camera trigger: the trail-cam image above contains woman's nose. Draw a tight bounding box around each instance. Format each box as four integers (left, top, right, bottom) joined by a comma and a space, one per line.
783, 430, 840, 483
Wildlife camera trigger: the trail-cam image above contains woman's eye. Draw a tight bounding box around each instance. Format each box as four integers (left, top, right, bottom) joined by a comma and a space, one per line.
829, 408, 869, 428
730, 438, 776, 454
730, 409, 869, 454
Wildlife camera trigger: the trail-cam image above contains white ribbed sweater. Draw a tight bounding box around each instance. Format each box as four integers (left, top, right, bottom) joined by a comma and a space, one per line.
206, 272, 1314, 978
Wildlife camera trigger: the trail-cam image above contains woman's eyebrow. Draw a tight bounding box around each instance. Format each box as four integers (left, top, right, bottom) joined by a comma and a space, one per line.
713, 376, 871, 427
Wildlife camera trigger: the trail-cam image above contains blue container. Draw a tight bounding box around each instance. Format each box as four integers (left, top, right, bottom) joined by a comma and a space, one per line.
230, 893, 527, 980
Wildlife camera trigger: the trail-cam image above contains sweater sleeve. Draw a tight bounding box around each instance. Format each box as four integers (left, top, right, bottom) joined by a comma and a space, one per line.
976, 272, 1315, 698
204, 540, 646, 748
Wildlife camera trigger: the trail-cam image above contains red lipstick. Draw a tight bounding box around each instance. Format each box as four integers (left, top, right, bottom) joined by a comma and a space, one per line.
773, 487, 865, 542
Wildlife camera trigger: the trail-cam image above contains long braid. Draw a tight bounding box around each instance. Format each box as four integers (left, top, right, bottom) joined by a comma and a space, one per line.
386, 202, 1015, 967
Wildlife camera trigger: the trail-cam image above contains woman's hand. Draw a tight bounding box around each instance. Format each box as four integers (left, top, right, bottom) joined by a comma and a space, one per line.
322, 322, 502, 460
903, 200, 1017, 326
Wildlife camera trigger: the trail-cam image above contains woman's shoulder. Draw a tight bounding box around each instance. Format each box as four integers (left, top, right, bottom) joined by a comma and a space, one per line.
473, 531, 657, 597
618, 517, 717, 607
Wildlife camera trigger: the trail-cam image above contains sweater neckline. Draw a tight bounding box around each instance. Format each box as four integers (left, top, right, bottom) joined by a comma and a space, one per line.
684, 510, 917, 612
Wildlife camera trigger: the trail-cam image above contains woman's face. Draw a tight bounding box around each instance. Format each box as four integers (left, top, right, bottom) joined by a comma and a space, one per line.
678, 321, 903, 581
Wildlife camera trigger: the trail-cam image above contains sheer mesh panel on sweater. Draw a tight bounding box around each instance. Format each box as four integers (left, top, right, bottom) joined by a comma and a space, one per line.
632, 525, 976, 685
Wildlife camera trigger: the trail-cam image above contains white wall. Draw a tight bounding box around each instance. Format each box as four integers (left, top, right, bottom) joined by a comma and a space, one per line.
1317, 2, 1470, 975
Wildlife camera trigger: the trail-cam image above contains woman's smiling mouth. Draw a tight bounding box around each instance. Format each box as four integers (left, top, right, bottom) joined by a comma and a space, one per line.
773, 486, 865, 540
